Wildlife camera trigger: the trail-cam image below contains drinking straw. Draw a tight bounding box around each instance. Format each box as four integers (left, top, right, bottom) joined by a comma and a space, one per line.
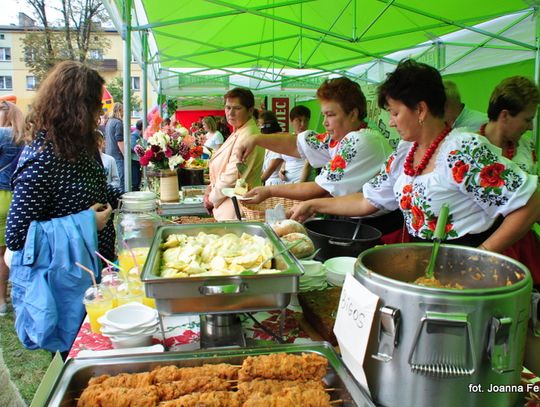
123, 241, 140, 273
94, 250, 124, 273
75, 262, 97, 290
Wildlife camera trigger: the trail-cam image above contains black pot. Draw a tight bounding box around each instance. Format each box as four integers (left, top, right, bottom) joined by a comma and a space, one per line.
304, 219, 382, 261
178, 168, 205, 187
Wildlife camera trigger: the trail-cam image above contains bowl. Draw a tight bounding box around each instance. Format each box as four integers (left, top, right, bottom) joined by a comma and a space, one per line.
109, 333, 154, 349
99, 320, 159, 336
98, 302, 158, 330
324, 257, 357, 287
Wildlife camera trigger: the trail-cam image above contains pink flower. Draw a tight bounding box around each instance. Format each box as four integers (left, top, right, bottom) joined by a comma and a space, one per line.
164, 146, 173, 158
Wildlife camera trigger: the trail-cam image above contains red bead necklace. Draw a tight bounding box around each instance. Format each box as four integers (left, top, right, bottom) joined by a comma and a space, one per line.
403, 126, 451, 176
479, 123, 515, 159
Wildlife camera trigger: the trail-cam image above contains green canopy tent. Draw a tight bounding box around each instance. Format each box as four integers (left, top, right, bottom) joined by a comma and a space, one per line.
101, 0, 538, 191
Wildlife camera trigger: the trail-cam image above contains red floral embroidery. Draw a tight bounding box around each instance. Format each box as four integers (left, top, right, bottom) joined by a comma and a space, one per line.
411, 206, 424, 231
330, 155, 346, 171
400, 195, 412, 210
316, 133, 327, 142
329, 139, 339, 148
402, 184, 412, 194
427, 219, 454, 234
480, 163, 506, 187
385, 155, 395, 174
452, 160, 469, 183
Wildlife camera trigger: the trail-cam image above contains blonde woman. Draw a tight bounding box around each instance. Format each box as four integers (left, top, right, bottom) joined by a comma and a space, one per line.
202, 116, 224, 151
0, 101, 26, 315
104, 102, 124, 189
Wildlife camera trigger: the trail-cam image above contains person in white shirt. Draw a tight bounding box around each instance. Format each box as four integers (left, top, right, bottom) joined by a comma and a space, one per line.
444, 80, 487, 132
202, 116, 224, 152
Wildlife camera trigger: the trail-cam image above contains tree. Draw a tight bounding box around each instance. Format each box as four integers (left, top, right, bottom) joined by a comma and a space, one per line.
21, 0, 110, 82
107, 77, 142, 113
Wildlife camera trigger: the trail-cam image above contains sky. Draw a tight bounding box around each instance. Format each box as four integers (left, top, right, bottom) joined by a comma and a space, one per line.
1, 0, 63, 26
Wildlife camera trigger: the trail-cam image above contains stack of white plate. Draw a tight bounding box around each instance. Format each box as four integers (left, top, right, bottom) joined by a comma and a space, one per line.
98, 302, 159, 348
324, 256, 357, 287
299, 259, 327, 292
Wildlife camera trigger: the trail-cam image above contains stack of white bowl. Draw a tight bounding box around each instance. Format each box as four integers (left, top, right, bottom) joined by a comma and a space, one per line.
98, 302, 159, 348
324, 256, 357, 287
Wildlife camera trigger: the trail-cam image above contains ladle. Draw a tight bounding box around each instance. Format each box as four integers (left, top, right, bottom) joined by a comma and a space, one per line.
351, 218, 363, 240
425, 203, 449, 279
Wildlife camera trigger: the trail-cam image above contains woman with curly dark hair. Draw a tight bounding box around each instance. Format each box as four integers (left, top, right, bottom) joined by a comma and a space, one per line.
6, 61, 120, 260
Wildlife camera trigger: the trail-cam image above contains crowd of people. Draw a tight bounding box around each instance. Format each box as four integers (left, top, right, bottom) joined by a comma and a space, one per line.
0, 57, 539, 359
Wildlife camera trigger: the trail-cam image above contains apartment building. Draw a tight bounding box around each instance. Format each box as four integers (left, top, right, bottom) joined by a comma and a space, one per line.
0, 13, 152, 118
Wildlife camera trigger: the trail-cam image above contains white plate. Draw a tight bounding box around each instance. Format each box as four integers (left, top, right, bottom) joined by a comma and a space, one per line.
221, 188, 252, 200
77, 344, 164, 358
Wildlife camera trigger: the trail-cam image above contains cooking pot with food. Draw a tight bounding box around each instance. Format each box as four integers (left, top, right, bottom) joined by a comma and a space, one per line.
355, 243, 532, 407
303, 219, 381, 261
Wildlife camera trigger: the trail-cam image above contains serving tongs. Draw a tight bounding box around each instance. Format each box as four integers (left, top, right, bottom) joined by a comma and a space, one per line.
424, 203, 449, 279
240, 240, 303, 275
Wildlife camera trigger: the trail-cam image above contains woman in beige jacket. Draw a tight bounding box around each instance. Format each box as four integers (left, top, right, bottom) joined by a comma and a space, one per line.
204, 88, 264, 220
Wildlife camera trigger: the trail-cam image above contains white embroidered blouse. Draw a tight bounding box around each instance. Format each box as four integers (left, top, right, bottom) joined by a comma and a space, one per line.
363, 130, 538, 240
297, 128, 392, 196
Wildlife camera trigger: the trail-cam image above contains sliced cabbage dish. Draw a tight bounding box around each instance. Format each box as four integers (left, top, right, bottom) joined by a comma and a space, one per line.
159, 232, 281, 278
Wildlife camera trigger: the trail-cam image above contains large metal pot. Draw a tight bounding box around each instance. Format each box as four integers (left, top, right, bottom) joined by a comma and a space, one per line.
355, 243, 532, 407
303, 219, 381, 261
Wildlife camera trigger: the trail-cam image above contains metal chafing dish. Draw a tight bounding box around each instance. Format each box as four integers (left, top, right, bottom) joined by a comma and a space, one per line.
141, 222, 303, 315
45, 342, 374, 407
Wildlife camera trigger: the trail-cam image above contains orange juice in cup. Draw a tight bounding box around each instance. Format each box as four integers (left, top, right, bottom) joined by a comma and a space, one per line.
83, 286, 114, 334
117, 247, 150, 275
116, 281, 144, 306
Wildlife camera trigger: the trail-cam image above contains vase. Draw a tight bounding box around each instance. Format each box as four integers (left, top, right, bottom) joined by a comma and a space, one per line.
159, 169, 180, 202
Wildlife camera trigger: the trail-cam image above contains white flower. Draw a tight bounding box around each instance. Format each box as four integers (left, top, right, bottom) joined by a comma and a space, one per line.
168, 154, 185, 170
148, 130, 170, 150
176, 126, 189, 137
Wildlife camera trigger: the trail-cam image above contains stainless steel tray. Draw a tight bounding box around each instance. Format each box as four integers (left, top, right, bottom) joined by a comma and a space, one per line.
46, 342, 374, 407
141, 222, 303, 315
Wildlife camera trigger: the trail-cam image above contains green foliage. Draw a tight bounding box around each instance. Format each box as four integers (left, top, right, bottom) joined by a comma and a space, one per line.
166, 98, 178, 118
107, 77, 142, 112
21, 0, 111, 83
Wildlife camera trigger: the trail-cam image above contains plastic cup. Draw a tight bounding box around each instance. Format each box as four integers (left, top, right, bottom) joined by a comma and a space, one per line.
116, 281, 144, 306
83, 286, 114, 334
117, 247, 150, 274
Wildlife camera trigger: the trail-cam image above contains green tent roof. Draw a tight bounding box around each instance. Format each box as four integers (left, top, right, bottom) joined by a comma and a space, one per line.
104, 0, 535, 95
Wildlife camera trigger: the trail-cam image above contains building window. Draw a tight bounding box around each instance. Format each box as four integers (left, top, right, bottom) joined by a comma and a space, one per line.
0, 34, 5, 40
131, 76, 140, 90
0, 47, 11, 61
0, 76, 13, 90
26, 75, 37, 90
89, 49, 103, 60
24, 48, 36, 61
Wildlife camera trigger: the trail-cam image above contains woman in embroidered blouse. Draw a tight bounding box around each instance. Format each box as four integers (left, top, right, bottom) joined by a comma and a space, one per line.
6, 61, 120, 261
289, 60, 540, 258
235, 78, 392, 200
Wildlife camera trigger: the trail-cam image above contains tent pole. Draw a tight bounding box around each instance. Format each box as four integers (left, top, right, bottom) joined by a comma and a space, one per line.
533, 7, 540, 163
123, 0, 133, 192
142, 30, 149, 130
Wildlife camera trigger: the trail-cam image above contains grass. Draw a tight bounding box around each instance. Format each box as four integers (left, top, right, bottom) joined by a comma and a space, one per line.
0, 303, 50, 405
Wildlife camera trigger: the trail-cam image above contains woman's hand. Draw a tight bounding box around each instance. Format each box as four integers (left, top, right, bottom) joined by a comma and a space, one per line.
204, 186, 214, 214
287, 201, 316, 223
90, 203, 112, 231
279, 169, 288, 181
244, 186, 271, 204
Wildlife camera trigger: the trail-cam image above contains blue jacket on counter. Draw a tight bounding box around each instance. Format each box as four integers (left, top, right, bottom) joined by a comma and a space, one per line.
9, 209, 100, 352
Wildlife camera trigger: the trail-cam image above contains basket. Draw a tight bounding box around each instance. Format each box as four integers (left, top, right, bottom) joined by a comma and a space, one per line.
240, 196, 301, 222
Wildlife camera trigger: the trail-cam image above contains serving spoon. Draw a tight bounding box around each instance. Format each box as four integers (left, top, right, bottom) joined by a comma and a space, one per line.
425, 203, 449, 279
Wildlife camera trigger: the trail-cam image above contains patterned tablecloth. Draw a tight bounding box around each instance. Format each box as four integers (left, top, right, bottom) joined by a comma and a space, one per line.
68, 308, 540, 406
68, 308, 311, 358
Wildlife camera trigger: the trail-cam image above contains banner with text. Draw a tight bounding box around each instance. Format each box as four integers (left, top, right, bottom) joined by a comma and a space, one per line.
271, 97, 290, 132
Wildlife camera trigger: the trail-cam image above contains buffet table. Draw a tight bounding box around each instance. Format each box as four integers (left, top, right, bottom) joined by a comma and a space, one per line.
68, 307, 314, 359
